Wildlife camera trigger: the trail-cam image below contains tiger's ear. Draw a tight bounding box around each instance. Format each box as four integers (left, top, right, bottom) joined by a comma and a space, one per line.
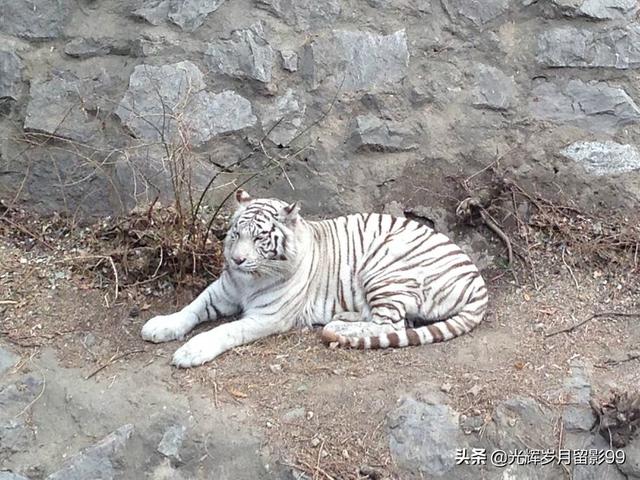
235, 189, 253, 207
278, 202, 300, 226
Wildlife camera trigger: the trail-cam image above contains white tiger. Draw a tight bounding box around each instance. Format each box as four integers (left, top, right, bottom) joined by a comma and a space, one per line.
141, 190, 488, 368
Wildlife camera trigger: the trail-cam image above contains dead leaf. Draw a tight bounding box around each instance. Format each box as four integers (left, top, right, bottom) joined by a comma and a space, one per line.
227, 387, 248, 399
514, 361, 526, 370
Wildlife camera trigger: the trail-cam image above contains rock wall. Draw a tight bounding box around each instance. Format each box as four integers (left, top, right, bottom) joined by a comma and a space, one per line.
1, 0, 639, 219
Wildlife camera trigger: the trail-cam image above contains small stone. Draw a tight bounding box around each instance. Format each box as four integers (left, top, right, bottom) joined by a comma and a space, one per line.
341, 449, 349, 459
560, 141, 640, 176
310, 437, 321, 447
533, 323, 545, 332
440, 383, 452, 393
266, 421, 274, 428
351, 114, 417, 152
64, 38, 111, 59
157, 424, 186, 463
468, 384, 483, 397
460, 415, 484, 434
280, 50, 298, 72
306, 411, 314, 420
269, 364, 282, 373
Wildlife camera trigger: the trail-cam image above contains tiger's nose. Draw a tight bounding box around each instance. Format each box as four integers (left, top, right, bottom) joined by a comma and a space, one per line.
232, 256, 246, 266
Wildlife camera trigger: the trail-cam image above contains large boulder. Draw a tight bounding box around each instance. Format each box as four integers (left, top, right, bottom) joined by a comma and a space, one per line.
529, 80, 640, 132
301, 30, 409, 91
204, 24, 275, 83
0, 0, 71, 41
537, 25, 640, 69
115, 61, 256, 146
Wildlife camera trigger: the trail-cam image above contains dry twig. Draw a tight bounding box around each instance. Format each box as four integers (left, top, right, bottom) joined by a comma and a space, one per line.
545, 311, 640, 338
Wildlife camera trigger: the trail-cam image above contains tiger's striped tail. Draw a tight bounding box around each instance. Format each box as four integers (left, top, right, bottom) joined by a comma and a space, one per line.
320, 293, 488, 350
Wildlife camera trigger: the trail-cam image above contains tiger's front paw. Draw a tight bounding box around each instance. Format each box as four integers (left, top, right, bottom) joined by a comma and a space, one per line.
141, 313, 195, 343
171, 332, 219, 368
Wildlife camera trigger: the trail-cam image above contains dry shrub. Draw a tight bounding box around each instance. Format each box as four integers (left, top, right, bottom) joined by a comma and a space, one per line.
591, 391, 640, 448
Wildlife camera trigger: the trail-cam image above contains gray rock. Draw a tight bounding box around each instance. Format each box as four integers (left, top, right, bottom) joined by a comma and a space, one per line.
46, 424, 134, 480
564, 432, 627, 480
0, 346, 19, 376
133, 0, 170, 25
550, 0, 637, 19
260, 89, 305, 146
256, 0, 341, 30
561, 141, 640, 175
183, 90, 256, 145
0, 50, 23, 101
387, 398, 463, 476
351, 114, 417, 152
530, 80, 640, 132
168, 0, 226, 31
0, 419, 33, 458
620, 438, 640, 478
442, 0, 510, 26
301, 30, 409, 91
0, 377, 45, 415
157, 424, 186, 463
64, 38, 111, 59
117, 61, 252, 144
537, 25, 640, 69
0, 473, 32, 480
63, 38, 134, 59
280, 50, 298, 72
205, 24, 274, 83
23, 72, 104, 142
471, 64, 516, 111
564, 361, 592, 404
563, 405, 596, 431
0, 0, 71, 41
117, 62, 256, 144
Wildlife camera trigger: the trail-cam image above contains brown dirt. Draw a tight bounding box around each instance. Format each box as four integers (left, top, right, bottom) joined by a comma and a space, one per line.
1, 214, 639, 480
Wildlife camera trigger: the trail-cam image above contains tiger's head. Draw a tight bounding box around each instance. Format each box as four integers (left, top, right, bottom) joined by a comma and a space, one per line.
223, 189, 301, 275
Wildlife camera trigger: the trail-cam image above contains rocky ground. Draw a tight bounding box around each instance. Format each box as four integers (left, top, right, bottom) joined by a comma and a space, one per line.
1, 216, 639, 479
